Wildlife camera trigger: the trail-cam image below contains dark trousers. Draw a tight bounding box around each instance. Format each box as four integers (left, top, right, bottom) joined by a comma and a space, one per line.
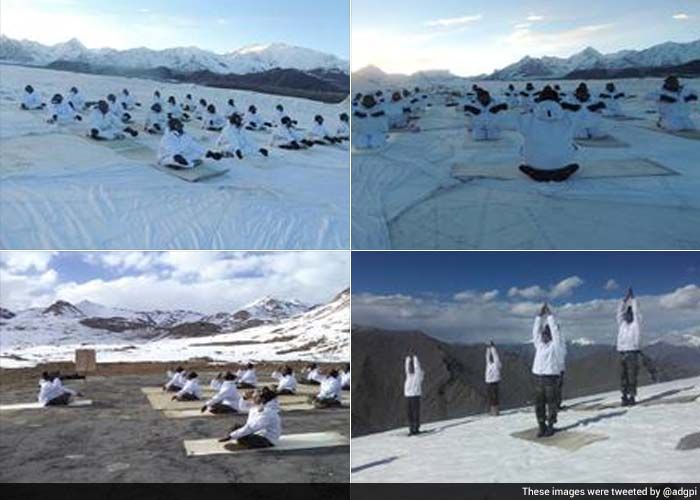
277, 389, 295, 395
177, 393, 199, 401
557, 371, 565, 408
237, 382, 256, 389
314, 397, 342, 409
620, 351, 640, 398
238, 434, 273, 448
486, 382, 499, 407
406, 396, 421, 434
534, 375, 560, 425
209, 403, 236, 414
46, 393, 71, 406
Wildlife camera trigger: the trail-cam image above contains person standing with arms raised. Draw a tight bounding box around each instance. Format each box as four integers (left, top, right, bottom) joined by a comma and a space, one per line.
617, 288, 642, 406
404, 354, 424, 436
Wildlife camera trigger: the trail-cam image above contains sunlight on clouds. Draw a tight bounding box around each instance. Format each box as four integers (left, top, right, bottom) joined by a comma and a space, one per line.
672, 13, 690, 20
503, 23, 615, 56
425, 15, 482, 28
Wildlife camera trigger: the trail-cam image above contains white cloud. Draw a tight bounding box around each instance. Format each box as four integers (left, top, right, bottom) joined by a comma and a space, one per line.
508, 276, 583, 300
672, 13, 690, 20
508, 285, 546, 299
454, 289, 499, 302
0, 251, 56, 272
425, 14, 482, 28
550, 276, 584, 298
604, 279, 619, 291
526, 14, 544, 22
659, 284, 700, 310
504, 23, 614, 57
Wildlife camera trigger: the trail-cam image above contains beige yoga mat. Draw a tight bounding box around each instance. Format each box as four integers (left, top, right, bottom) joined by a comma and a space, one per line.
149, 163, 229, 182
0, 400, 93, 411
163, 402, 316, 419
574, 136, 629, 148
511, 427, 609, 451
141, 387, 215, 395
637, 123, 700, 140
452, 158, 677, 181
184, 432, 348, 457
145, 393, 204, 410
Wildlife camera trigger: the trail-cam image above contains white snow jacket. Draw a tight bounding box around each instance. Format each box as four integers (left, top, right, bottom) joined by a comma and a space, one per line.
88, 109, 123, 139
205, 380, 242, 410
229, 400, 281, 445
617, 298, 642, 352
166, 102, 185, 120
224, 102, 238, 117
22, 90, 43, 109
176, 378, 203, 399
238, 368, 257, 386
158, 130, 205, 167
48, 101, 79, 124
305, 368, 324, 383
340, 370, 351, 388
485, 346, 502, 383
215, 124, 257, 156
647, 86, 698, 131
531, 314, 566, 376
337, 121, 350, 138
277, 374, 297, 393
202, 110, 226, 130
37, 378, 74, 405
353, 108, 389, 149
165, 371, 187, 390
67, 90, 85, 111
386, 100, 410, 128
566, 97, 606, 139
317, 375, 342, 401
404, 355, 424, 397
145, 110, 166, 132
519, 100, 576, 170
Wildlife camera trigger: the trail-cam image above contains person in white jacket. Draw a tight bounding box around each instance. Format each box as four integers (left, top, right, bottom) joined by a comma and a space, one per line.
277, 366, 298, 395
163, 366, 187, 392
617, 288, 642, 406
215, 113, 269, 159
404, 354, 424, 435
218, 387, 281, 449
237, 363, 258, 389
531, 304, 565, 437
202, 104, 226, 131
340, 364, 350, 390
272, 116, 315, 149
210, 372, 224, 391
353, 95, 389, 149
183, 93, 197, 112
144, 102, 166, 134
165, 96, 190, 122
194, 98, 208, 121
201, 372, 243, 414
301, 363, 324, 385
107, 93, 132, 123
484, 342, 502, 416
67, 86, 86, 111
308, 115, 342, 145
46, 94, 83, 125
463, 89, 509, 141
158, 118, 221, 168
599, 82, 626, 117
88, 100, 138, 140
20, 85, 45, 110
386, 91, 411, 129
37, 372, 79, 406
337, 113, 350, 141
518, 86, 579, 182
245, 105, 266, 131
567, 83, 607, 139
646, 76, 698, 131
223, 98, 238, 118
172, 371, 203, 401
118, 88, 139, 110
311, 369, 342, 408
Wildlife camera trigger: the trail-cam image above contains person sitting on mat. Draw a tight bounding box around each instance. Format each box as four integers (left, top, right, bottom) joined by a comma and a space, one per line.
88, 100, 138, 140
158, 118, 222, 168
340, 364, 350, 390
21, 84, 46, 110
201, 372, 242, 414
276, 366, 298, 395
270, 366, 284, 381
300, 363, 324, 385
172, 371, 203, 401
38, 372, 81, 407
218, 387, 281, 449
310, 369, 342, 408
163, 366, 187, 392
209, 372, 224, 391
646, 75, 698, 132
237, 363, 257, 389
518, 86, 579, 182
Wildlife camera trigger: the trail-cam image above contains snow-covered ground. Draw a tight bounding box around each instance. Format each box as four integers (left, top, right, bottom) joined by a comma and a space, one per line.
0, 65, 349, 249
352, 78, 700, 249
0, 291, 349, 368
351, 375, 700, 482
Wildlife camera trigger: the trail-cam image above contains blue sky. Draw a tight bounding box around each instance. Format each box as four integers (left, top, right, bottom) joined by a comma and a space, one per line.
0, 251, 350, 313
1, 0, 349, 58
352, 0, 700, 75
352, 252, 700, 344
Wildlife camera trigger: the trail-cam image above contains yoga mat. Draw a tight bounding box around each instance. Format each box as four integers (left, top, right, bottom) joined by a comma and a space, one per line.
511, 427, 609, 451
636, 123, 700, 140
184, 432, 348, 457
574, 136, 629, 148
162, 402, 316, 419
0, 400, 93, 411
452, 158, 677, 181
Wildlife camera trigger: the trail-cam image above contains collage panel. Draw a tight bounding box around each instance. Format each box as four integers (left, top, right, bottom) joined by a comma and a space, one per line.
0, 251, 350, 482
350, 0, 700, 250
350, 251, 700, 483
0, 0, 350, 251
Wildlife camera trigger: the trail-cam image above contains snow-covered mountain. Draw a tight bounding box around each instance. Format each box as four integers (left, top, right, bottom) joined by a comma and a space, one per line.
0, 290, 349, 367
352, 65, 465, 92
0, 36, 349, 75
488, 39, 700, 80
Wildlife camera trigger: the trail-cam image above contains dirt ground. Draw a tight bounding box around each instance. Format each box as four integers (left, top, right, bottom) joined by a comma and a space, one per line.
0, 362, 349, 483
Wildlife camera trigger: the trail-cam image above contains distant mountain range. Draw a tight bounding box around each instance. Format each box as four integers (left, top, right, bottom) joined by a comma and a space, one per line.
352, 39, 700, 88
351, 326, 700, 436
0, 289, 350, 366
0, 36, 350, 102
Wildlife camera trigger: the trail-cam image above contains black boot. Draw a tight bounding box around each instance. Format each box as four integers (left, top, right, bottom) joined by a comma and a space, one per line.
621, 395, 629, 407
537, 421, 547, 438
259, 148, 269, 157
173, 154, 188, 166
628, 396, 636, 406
235, 149, 243, 160
544, 422, 555, 437
206, 150, 222, 161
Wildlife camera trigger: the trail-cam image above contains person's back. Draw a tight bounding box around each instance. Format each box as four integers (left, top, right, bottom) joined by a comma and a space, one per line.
617, 298, 641, 352
37, 378, 62, 405
531, 314, 563, 376
520, 100, 575, 170
484, 346, 501, 383
213, 380, 241, 409
318, 375, 341, 401
278, 373, 297, 393
404, 355, 423, 397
